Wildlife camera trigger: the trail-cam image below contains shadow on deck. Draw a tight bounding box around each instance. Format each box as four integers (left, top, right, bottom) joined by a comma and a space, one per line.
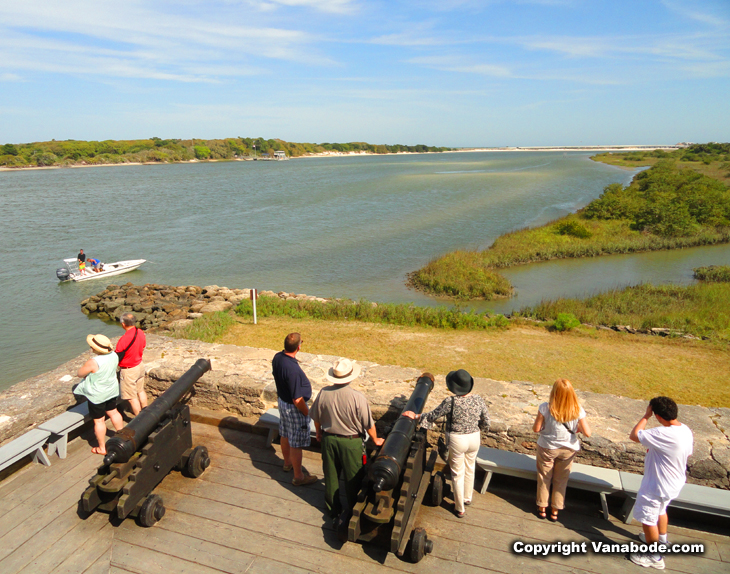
0, 421, 727, 574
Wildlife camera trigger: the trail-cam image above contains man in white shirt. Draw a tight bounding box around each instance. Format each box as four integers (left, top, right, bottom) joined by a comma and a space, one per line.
628, 396, 694, 570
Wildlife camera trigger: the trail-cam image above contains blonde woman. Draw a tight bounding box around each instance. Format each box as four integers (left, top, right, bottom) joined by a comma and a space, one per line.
532, 379, 591, 521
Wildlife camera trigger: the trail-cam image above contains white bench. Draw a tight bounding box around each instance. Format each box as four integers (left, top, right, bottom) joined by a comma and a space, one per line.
258, 408, 317, 448
37, 402, 91, 460
0, 428, 52, 471
619, 471, 730, 523
476, 446, 622, 520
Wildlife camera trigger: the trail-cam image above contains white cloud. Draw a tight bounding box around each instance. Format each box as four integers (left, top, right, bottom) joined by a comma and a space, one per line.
0, 1, 336, 82
259, 0, 358, 14
408, 56, 512, 77
660, 0, 730, 29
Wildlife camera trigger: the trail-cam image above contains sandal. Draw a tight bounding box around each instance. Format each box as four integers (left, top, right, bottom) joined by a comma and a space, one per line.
548, 509, 559, 522
537, 506, 547, 520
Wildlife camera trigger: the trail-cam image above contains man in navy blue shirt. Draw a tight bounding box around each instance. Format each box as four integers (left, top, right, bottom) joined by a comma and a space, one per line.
272, 332, 318, 486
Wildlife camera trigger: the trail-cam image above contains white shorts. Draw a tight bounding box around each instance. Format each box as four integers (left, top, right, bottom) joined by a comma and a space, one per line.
633, 491, 671, 526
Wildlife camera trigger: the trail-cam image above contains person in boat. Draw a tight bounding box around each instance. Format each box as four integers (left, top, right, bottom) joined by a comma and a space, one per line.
77, 249, 87, 275
87, 257, 103, 272
74, 334, 125, 455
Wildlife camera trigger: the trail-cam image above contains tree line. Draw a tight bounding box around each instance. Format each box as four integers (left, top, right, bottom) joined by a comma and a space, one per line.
0, 137, 452, 168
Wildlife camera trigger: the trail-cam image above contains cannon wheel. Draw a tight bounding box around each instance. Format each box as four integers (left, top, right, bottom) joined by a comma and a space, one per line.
409, 527, 433, 563
138, 494, 165, 527
430, 472, 444, 507
186, 446, 210, 478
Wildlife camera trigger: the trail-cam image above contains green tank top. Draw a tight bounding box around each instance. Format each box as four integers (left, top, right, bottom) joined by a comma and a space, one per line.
75, 352, 119, 404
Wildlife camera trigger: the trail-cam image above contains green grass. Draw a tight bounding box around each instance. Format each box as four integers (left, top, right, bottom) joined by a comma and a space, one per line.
235, 296, 510, 330
519, 282, 730, 341
693, 265, 730, 282
173, 311, 237, 343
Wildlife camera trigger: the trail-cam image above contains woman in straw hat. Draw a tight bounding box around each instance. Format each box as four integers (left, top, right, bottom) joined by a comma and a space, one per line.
532, 378, 591, 521
403, 369, 489, 518
74, 334, 125, 454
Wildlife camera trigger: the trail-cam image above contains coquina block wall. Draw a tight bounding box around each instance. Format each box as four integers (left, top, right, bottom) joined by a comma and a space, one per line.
1, 335, 728, 488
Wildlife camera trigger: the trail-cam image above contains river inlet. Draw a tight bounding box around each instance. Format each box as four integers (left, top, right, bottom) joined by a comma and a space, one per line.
1, 151, 727, 391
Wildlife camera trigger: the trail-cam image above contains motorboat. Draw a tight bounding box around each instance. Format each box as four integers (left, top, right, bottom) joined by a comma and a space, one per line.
56, 258, 146, 282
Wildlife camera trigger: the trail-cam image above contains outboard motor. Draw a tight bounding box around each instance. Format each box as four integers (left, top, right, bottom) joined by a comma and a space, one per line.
56, 267, 70, 281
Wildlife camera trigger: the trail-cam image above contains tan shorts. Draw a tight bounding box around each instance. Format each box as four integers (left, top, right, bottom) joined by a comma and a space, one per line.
119, 363, 145, 399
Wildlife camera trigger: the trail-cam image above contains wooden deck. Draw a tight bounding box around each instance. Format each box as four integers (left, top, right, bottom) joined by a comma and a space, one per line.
0, 422, 727, 574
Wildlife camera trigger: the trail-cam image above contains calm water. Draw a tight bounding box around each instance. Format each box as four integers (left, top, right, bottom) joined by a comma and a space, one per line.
1, 152, 728, 391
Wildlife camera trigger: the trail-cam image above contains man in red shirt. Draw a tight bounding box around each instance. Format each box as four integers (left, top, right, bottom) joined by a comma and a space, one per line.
116, 312, 148, 415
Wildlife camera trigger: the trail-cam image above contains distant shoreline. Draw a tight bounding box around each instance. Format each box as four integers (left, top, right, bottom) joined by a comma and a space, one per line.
0, 145, 682, 172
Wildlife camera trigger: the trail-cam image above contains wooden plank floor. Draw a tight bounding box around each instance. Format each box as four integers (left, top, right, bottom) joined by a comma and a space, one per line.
0, 422, 727, 574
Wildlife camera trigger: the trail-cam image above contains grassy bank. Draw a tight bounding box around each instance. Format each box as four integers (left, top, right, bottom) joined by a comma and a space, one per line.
519, 282, 730, 342
410, 146, 730, 299
233, 296, 510, 329
174, 310, 730, 408
592, 143, 730, 184
411, 218, 730, 298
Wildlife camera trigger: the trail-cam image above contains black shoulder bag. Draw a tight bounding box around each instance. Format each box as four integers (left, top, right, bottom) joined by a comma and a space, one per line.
437, 397, 455, 461
116, 327, 139, 362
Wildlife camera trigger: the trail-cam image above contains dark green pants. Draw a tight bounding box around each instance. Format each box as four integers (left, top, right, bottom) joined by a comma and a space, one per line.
321, 434, 365, 518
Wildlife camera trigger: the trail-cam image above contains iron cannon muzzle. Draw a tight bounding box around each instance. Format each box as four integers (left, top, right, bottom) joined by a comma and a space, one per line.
367, 373, 434, 492
104, 358, 211, 464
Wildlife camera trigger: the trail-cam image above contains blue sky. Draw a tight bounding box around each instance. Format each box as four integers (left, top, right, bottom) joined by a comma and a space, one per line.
1, 0, 728, 147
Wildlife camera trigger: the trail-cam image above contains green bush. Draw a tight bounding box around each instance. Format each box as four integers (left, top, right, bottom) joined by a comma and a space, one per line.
555, 220, 592, 238
553, 313, 581, 331
193, 145, 211, 159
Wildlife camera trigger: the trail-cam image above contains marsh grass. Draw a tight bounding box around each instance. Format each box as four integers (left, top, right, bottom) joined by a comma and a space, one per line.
235, 296, 510, 330
173, 311, 236, 343
520, 283, 730, 341
693, 265, 730, 282
411, 216, 730, 298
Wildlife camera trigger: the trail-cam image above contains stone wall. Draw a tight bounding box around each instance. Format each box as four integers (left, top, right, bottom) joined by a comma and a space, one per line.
79, 283, 329, 330
1, 335, 728, 488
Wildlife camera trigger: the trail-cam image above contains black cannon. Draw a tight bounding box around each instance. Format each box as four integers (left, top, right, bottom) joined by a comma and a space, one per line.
347, 373, 439, 563
81, 359, 212, 526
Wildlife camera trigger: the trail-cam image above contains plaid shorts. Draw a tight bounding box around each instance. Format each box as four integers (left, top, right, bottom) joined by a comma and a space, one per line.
278, 398, 311, 448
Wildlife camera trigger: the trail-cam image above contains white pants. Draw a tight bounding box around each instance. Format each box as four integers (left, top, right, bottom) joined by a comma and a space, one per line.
447, 431, 481, 513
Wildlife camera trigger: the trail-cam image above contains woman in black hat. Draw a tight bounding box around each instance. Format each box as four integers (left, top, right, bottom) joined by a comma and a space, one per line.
403, 369, 489, 517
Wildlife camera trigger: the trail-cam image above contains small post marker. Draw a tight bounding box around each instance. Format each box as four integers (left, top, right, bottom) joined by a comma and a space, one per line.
250, 288, 258, 325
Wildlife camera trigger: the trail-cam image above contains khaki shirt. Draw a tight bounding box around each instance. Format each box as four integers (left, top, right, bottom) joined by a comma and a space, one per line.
310, 384, 374, 437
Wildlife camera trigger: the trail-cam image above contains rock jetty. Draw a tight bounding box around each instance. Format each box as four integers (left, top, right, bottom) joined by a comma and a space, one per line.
80, 283, 329, 330
1, 335, 728, 489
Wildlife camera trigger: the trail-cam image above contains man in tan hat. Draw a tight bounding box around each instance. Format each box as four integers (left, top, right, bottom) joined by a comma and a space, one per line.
74, 334, 125, 454
310, 358, 384, 524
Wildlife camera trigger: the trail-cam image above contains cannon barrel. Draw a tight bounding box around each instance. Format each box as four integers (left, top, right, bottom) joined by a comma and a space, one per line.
103, 359, 211, 465
369, 373, 434, 492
